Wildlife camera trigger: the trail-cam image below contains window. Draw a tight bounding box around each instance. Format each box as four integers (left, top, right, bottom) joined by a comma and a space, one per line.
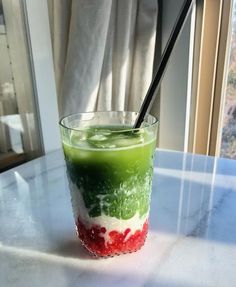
187, 0, 233, 157
220, 0, 236, 159
0, 0, 42, 171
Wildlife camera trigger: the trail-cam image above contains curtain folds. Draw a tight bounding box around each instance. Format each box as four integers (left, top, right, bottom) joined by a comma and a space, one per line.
48, 0, 158, 117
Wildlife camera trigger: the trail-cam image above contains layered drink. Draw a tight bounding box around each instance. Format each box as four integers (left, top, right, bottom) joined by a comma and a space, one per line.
60, 112, 158, 257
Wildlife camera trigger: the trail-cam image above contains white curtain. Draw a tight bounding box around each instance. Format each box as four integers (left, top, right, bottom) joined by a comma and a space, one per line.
48, 0, 158, 117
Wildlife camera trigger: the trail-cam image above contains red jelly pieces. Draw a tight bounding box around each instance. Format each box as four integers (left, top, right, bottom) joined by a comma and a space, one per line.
76, 217, 148, 257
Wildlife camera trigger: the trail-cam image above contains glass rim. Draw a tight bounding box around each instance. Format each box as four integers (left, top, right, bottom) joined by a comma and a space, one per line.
59, 111, 158, 133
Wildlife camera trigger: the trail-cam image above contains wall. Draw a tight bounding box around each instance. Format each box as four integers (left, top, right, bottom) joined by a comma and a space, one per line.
159, 0, 194, 151
24, 0, 61, 153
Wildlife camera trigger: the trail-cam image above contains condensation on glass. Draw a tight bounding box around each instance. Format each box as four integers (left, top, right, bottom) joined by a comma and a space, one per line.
0, 0, 42, 172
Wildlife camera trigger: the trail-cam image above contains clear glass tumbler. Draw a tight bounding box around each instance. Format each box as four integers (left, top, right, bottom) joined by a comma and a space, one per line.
60, 111, 158, 257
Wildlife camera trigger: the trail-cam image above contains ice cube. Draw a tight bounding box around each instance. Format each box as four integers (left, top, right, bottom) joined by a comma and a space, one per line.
98, 129, 112, 136
136, 128, 145, 134
97, 143, 116, 149
70, 130, 87, 145
89, 134, 107, 141
104, 143, 116, 149
115, 137, 144, 147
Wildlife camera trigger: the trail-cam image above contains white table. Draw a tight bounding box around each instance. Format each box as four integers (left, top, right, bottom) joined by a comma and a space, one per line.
1, 149, 236, 287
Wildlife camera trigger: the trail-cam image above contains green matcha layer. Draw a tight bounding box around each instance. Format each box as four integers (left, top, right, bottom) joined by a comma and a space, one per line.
63, 126, 156, 220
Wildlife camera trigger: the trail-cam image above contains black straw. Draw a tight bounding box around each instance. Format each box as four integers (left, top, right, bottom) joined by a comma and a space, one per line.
134, 0, 194, 129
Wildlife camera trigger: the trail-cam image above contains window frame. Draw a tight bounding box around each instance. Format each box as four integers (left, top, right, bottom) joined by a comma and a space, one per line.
187, 0, 233, 156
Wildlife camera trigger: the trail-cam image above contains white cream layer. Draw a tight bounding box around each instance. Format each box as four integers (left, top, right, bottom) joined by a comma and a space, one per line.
68, 179, 148, 242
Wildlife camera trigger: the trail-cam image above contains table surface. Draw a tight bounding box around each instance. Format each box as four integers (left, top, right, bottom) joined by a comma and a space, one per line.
1, 149, 236, 287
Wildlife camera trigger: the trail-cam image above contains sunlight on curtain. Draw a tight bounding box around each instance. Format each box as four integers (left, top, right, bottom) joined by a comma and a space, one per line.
48, 0, 158, 117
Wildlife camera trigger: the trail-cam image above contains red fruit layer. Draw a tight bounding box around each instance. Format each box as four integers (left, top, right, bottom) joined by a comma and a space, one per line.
76, 217, 148, 257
